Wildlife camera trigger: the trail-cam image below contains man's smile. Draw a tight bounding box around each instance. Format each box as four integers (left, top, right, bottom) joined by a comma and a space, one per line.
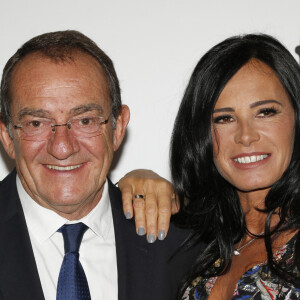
45, 164, 83, 171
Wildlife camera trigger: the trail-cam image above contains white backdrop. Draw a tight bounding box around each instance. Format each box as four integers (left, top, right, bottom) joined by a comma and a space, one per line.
1, 0, 300, 182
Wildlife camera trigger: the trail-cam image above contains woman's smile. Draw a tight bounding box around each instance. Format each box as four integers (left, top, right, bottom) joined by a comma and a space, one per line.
231, 152, 271, 169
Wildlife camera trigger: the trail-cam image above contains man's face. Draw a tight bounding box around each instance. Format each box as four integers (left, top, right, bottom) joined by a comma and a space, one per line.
0, 52, 129, 220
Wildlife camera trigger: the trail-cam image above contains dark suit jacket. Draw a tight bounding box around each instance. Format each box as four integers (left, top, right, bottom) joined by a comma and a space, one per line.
0, 170, 201, 300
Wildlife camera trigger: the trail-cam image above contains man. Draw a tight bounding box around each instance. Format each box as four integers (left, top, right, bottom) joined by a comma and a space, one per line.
0, 31, 199, 300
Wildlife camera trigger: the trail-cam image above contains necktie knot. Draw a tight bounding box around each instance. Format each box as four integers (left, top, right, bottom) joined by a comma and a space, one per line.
59, 223, 88, 253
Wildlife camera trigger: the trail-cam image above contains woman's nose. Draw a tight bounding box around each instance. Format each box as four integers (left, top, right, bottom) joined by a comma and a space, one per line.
234, 120, 260, 146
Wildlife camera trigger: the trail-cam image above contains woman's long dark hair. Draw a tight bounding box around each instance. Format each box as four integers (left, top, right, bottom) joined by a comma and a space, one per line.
170, 34, 300, 297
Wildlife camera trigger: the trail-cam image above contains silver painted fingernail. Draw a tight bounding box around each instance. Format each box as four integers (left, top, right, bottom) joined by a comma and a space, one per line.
137, 227, 145, 236
158, 230, 165, 241
147, 234, 156, 243
125, 212, 131, 219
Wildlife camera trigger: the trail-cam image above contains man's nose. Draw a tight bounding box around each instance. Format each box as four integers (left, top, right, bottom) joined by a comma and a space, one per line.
47, 125, 80, 160
234, 120, 260, 146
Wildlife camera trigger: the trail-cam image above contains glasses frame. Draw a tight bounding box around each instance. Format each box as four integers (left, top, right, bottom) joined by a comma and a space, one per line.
12, 113, 111, 140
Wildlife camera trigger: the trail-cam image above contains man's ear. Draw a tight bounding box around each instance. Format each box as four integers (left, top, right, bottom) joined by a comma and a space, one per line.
0, 120, 16, 159
113, 105, 130, 151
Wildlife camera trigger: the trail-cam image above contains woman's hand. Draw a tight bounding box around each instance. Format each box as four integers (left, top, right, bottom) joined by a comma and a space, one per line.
118, 169, 179, 243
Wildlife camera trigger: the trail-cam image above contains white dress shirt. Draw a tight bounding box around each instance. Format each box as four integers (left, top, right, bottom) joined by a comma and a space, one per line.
17, 176, 118, 300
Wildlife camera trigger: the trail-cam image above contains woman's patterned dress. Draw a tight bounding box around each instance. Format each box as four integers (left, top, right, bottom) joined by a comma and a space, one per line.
183, 235, 300, 299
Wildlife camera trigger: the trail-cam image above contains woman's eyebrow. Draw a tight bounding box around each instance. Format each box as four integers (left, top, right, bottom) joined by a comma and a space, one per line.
213, 99, 283, 113
250, 99, 282, 108
213, 107, 235, 113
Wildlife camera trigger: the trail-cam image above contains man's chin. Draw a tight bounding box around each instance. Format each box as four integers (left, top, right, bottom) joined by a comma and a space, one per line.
35, 191, 83, 208
38, 196, 88, 218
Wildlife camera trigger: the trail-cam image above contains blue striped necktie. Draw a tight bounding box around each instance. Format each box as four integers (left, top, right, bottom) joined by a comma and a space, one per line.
56, 223, 91, 300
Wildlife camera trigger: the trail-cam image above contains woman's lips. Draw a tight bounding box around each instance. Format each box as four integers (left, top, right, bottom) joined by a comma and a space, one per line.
232, 153, 271, 169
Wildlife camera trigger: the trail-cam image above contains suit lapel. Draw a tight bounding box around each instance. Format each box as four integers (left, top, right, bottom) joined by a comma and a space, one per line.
108, 179, 154, 300
0, 170, 45, 300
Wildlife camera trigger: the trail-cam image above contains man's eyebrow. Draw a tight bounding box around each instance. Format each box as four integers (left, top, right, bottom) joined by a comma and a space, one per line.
17, 104, 105, 119
70, 103, 104, 115
249, 99, 283, 108
18, 108, 51, 120
213, 107, 235, 113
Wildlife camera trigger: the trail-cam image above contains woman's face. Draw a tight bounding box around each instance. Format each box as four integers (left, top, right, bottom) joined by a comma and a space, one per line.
212, 59, 295, 193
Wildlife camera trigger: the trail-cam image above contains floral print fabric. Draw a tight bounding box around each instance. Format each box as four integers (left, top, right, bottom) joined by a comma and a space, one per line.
183, 235, 300, 299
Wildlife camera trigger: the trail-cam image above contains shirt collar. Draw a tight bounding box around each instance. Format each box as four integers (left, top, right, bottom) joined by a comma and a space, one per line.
17, 176, 113, 244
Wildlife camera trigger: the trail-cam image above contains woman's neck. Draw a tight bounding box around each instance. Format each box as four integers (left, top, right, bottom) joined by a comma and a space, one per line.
237, 188, 279, 235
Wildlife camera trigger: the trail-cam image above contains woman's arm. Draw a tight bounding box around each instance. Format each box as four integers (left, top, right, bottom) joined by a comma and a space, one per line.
118, 169, 179, 242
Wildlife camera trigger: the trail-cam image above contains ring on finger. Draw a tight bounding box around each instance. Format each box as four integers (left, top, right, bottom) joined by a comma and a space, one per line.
134, 194, 145, 199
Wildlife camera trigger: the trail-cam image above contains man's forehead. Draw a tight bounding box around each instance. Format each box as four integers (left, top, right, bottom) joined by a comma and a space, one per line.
11, 50, 106, 80
9, 50, 111, 112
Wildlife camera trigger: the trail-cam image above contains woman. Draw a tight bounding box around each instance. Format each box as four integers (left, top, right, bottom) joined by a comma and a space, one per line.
120, 34, 300, 299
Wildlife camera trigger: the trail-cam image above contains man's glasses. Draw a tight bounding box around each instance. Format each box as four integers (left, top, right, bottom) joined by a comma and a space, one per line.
12, 114, 111, 141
